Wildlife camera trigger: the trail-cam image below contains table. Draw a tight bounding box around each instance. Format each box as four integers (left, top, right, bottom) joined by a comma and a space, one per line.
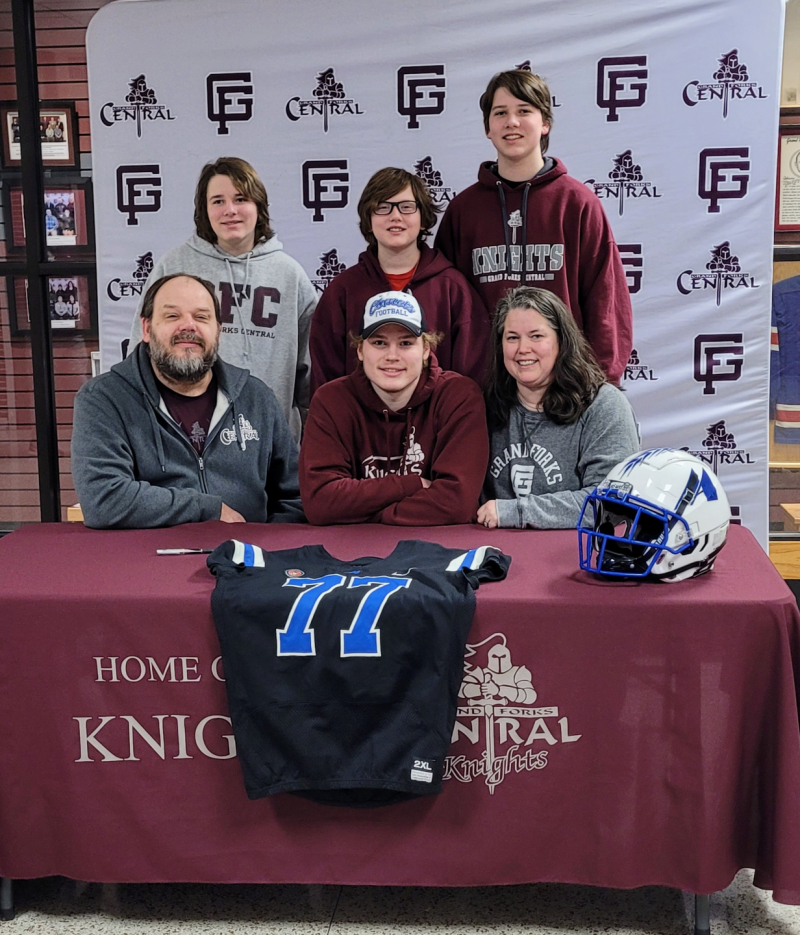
1, 522, 799, 911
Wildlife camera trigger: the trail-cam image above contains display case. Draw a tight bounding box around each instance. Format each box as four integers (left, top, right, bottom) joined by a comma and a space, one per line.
770, 247, 800, 533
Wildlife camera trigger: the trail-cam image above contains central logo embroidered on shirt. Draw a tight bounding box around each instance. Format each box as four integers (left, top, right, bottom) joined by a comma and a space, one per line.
220, 414, 260, 449
507, 209, 522, 244
189, 421, 206, 448
402, 427, 425, 470
362, 429, 427, 478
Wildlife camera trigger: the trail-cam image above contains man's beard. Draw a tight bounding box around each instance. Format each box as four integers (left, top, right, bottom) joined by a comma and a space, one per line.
148, 330, 218, 383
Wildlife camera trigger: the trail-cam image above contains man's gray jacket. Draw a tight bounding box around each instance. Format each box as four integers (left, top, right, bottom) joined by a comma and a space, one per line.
71, 343, 304, 528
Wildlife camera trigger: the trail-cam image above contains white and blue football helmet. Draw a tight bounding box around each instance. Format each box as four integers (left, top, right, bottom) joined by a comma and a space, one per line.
577, 448, 731, 582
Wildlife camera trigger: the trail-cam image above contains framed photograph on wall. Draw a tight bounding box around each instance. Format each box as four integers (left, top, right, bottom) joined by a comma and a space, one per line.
7, 273, 98, 337
776, 109, 800, 244
2, 179, 94, 254
0, 100, 79, 168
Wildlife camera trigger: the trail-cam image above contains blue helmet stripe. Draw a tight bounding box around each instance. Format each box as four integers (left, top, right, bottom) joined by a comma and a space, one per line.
700, 469, 718, 501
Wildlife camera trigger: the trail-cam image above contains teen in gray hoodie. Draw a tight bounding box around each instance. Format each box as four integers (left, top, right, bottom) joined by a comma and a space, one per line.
75, 274, 303, 529
478, 286, 639, 530
129, 157, 316, 441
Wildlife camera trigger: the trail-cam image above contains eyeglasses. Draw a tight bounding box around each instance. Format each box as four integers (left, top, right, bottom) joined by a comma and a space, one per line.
373, 200, 419, 215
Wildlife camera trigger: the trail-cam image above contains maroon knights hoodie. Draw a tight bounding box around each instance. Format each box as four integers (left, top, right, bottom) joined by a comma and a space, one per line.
434, 158, 632, 384
300, 356, 488, 525
309, 243, 490, 395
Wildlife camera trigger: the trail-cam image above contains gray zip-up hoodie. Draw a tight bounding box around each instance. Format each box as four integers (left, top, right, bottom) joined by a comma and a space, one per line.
484, 383, 639, 529
71, 343, 304, 529
129, 234, 317, 441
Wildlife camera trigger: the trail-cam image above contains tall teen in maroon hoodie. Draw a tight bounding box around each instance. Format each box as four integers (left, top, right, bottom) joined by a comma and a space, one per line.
300, 292, 488, 525
309, 167, 489, 395
434, 70, 632, 385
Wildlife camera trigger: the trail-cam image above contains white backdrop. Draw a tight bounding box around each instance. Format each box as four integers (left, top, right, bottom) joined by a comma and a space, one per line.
86, 0, 784, 544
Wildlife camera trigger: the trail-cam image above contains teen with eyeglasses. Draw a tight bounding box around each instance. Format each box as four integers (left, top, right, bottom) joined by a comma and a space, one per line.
309, 167, 489, 394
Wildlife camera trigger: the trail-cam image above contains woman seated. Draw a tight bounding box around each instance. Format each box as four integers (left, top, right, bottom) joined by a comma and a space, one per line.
478, 286, 639, 530
309, 167, 488, 394
301, 291, 488, 525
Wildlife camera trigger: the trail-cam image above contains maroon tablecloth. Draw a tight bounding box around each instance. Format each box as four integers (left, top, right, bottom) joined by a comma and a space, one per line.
1, 522, 800, 901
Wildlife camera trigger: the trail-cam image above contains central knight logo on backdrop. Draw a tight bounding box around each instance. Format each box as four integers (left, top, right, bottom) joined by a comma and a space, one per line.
106, 252, 153, 301
116, 165, 162, 226
683, 421, 755, 472
414, 156, 455, 206
624, 348, 658, 382
676, 241, 759, 306
397, 65, 446, 129
584, 150, 661, 216
596, 56, 648, 121
446, 633, 581, 794
286, 68, 364, 132
683, 50, 767, 118
311, 249, 347, 293
100, 75, 175, 138
302, 160, 349, 222
698, 147, 750, 213
206, 72, 254, 135
693, 334, 744, 395
515, 61, 561, 106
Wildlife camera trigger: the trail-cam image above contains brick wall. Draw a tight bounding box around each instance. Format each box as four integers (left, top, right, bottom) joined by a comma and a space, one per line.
0, 0, 111, 523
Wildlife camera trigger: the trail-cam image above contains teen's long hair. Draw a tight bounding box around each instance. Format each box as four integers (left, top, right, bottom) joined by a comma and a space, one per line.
485, 287, 607, 429
194, 157, 273, 246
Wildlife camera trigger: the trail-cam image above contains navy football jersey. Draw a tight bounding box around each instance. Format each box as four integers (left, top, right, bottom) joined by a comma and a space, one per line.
207, 539, 511, 806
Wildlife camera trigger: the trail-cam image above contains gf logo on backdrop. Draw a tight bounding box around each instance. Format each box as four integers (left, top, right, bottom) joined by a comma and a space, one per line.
397, 65, 446, 129
693, 334, 744, 395
698, 147, 750, 213
207, 72, 254, 135
302, 160, 349, 222
617, 244, 643, 294
596, 56, 648, 122
116, 165, 162, 226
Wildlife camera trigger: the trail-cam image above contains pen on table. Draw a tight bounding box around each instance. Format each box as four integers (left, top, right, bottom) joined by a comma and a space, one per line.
156, 548, 214, 555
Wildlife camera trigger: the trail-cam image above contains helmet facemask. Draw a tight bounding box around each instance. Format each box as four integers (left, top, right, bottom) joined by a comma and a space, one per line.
578, 490, 693, 579
577, 452, 730, 583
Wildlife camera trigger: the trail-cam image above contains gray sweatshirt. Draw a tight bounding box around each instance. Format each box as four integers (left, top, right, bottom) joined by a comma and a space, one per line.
484, 383, 639, 529
130, 233, 317, 441
71, 343, 304, 529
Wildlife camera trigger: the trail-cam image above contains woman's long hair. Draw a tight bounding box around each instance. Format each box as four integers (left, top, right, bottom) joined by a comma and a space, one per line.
485, 286, 607, 428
